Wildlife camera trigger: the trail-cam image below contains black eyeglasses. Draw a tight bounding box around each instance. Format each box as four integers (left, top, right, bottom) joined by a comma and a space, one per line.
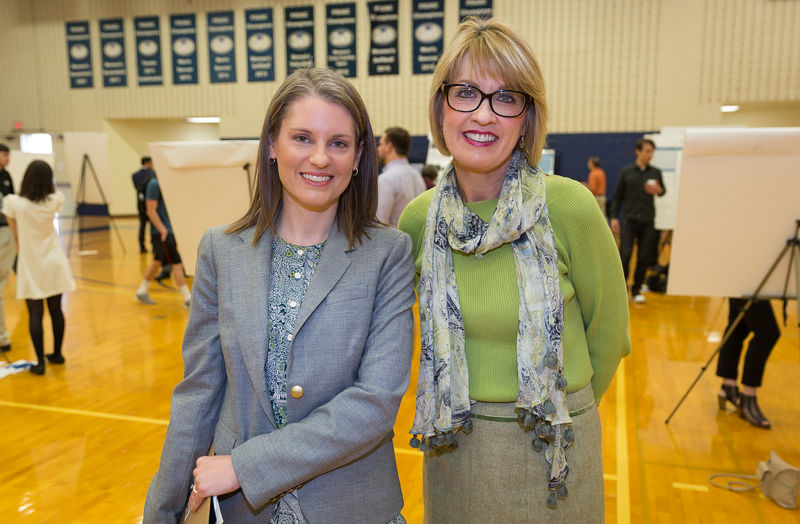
441, 83, 530, 118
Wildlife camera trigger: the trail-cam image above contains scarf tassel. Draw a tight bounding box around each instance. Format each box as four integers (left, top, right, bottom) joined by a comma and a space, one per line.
410, 418, 474, 452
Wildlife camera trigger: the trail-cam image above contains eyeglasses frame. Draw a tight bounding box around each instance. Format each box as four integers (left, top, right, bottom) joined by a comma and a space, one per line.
441, 83, 531, 118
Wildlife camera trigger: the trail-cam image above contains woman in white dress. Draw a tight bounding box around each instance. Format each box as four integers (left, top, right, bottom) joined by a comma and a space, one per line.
2, 160, 75, 375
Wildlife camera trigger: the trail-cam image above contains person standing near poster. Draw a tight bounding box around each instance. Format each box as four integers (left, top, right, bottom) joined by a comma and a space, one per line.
584, 156, 607, 218
609, 138, 665, 304
0, 144, 16, 352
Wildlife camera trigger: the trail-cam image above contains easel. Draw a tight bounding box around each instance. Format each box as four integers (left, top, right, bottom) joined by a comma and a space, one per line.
665, 219, 800, 424
67, 153, 126, 255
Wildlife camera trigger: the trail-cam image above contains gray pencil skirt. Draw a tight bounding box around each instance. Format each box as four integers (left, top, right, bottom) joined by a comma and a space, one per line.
422, 384, 604, 523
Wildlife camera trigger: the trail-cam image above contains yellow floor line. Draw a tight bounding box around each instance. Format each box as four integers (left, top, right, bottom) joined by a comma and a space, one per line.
617, 358, 631, 524
394, 448, 423, 457
672, 482, 709, 492
0, 399, 169, 425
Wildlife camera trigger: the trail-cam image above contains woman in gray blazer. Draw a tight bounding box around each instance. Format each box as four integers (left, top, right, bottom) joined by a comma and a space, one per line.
143, 68, 415, 523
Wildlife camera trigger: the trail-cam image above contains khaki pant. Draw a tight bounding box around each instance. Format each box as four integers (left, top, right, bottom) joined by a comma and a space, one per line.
0, 226, 17, 346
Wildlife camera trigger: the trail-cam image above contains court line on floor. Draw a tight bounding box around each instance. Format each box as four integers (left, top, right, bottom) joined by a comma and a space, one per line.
617, 358, 631, 524
672, 482, 708, 492
0, 399, 169, 426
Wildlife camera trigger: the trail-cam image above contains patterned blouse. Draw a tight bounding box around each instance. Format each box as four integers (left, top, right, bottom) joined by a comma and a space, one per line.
265, 235, 405, 524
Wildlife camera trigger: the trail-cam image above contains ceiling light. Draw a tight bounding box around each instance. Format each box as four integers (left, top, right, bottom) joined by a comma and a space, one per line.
187, 117, 221, 123
720, 105, 740, 113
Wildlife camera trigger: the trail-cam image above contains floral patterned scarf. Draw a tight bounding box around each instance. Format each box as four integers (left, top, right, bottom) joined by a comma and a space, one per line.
410, 151, 573, 508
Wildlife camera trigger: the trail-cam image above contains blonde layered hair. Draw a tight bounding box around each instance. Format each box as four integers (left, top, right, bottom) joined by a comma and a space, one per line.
228, 68, 379, 248
429, 17, 548, 167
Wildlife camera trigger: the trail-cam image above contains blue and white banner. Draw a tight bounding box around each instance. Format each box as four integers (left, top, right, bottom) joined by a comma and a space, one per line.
326, 3, 356, 78
412, 0, 443, 75
368, 1, 398, 76
99, 18, 127, 87
285, 6, 315, 75
170, 14, 198, 85
134, 16, 163, 86
207, 11, 236, 83
65, 21, 93, 88
459, 0, 492, 21
245, 8, 275, 82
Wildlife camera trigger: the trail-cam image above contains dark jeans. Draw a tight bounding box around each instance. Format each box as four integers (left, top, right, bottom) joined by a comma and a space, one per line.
619, 219, 656, 295
137, 205, 148, 251
716, 298, 779, 387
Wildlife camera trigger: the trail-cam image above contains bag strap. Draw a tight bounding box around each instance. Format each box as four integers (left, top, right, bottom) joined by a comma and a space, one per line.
709, 473, 760, 492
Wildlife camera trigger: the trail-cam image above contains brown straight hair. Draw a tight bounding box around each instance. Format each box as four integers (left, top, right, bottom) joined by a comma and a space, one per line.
227, 68, 379, 248
429, 17, 548, 167
20, 160, 55, 202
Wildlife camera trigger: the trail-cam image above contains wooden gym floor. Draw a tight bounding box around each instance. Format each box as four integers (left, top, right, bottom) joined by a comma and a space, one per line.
0, 219, 798, 523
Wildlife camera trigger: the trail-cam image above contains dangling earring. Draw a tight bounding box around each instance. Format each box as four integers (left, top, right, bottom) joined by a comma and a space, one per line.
519, 135, 525, 150
352, 167, 358, 177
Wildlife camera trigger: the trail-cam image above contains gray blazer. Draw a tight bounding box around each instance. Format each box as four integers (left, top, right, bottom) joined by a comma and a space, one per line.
143, 222, 415, 523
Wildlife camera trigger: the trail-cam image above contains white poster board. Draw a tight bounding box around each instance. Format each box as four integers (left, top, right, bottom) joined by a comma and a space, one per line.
6, 151, 56, 190
148, 141, 259, 276
668, 127, 800, 298
646, 132, 683, 231
63, 132, 113, 205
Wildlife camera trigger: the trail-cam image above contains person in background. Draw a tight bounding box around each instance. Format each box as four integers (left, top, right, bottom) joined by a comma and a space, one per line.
376, 127, 426, 226
134, 174, 190, 307
143, 67, 415, 523
2, 160, 75, 375
421, 164, 439, 190
608, 138, 665, 304
716, 298, 779, 429
399, 17, 630, 522
132, 156, 155, 254
0, 143, 16, 353
584, 156, 606, 218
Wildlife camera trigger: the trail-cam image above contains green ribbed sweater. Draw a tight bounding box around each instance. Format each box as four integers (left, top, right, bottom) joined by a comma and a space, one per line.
398, 174, 631, 403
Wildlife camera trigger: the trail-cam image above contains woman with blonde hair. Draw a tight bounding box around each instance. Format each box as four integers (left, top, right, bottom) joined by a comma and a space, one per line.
399, 17, 631, 522
144, 67, 414, 523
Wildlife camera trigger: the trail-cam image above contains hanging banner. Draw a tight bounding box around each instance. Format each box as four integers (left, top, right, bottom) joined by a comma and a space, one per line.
459, 0, 492, 21
326, 3, 356, 78
134, 16, 163, 86
99, 18, 127, 87
368, 1, 398, 76
65, 21, 93, 88
412, 0, 443, 75
170, 14, 198, 85
285, 6, 315, 75
245, 8, 274, 82
207, 11, 236, 83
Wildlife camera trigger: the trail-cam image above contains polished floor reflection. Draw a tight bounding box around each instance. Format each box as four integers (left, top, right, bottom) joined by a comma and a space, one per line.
0, 220, 797, 523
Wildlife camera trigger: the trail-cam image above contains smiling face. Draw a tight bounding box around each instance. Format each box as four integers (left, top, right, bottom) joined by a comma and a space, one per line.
269, 95, 361, 218
441, 61, 526, 190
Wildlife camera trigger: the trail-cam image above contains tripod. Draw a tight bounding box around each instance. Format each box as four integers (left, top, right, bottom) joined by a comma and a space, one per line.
67, 153, 126, 255
665, 219, 800, 424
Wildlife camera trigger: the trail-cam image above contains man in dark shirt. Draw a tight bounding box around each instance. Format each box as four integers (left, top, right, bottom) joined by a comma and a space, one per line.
0, 143, 16, 351
132, 156, 156, 254
609, 138, 665, 304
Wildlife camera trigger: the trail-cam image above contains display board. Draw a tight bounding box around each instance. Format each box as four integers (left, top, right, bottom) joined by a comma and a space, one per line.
5, 152, 56, 191
148, 141, 258, 275
668, 127, 800, 298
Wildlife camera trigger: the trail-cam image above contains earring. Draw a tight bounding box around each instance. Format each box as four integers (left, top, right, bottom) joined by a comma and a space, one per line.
352, 167, 358, 177
269, 157, 276, 165
519, 135, 525, 149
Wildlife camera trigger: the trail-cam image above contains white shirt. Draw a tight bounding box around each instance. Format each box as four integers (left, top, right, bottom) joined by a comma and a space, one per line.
2, 192, 75, 299
376, 159, 426, 227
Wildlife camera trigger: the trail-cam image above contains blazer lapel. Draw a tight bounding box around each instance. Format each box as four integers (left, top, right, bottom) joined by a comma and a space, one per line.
293, 224, 352, 337
231, 228, 277, 429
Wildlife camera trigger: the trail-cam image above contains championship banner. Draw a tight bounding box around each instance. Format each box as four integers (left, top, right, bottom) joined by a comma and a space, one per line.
170, 14, 198, 85
99, 18, 127, 87
245, 8, 275, 82
368, 1, 398, 76
207, 11, 236, 83
412, 0, 443, 75
285, 6, 315, 75
65, 21, 93, 88
459, 0, 492, 21
326, 3, 356, 78
134, 16, 163, 86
